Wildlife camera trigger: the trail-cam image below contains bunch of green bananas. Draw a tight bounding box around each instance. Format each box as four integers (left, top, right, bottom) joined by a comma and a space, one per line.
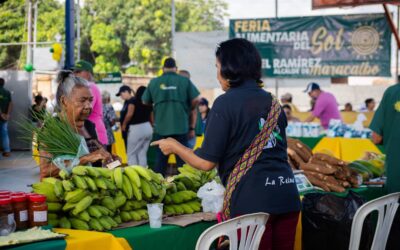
176, 164, 219, 188
32, 165, 169, 231
163, 181, 203, 216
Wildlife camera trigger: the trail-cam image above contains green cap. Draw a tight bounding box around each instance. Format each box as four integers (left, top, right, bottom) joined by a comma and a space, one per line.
73, 60, 93, 74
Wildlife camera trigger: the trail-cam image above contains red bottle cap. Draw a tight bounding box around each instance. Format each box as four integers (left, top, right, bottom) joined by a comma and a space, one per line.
0, 190, 11, 195
0, 197, 12, 205
29, 195, 46, 202
12, 195, 27, 202
12, 192, 26, 196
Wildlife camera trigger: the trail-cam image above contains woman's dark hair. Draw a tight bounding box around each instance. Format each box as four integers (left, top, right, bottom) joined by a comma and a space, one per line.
365, 98, 374, 106
136, 86, 147, 103
215, 38, 262, 87
34, 95, 44, 104
282, 104, 292, 111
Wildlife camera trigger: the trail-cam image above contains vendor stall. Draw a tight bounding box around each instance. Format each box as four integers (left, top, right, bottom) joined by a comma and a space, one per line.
6, 222, 215, 250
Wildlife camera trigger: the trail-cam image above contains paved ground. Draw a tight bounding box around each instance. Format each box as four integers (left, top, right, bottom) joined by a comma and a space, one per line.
0, 151, 39, 192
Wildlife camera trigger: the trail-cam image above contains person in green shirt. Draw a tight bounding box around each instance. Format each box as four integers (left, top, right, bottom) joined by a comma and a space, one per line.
370, 83, 400, 193
178, 69, 203, 149
142, 58, 200, 175
0, 78, 12, 157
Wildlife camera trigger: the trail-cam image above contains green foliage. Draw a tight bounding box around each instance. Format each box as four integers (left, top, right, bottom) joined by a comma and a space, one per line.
36, 1, 65, 42
0, 0, 64, 69
90, 23, 122, 72
176, 0, 227, 32
0, 0, 227, 73
125, 66, 146, 75
0, 0, 26, 69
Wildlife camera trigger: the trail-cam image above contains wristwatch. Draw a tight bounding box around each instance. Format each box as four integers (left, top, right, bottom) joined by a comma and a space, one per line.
189, 127, 195, 131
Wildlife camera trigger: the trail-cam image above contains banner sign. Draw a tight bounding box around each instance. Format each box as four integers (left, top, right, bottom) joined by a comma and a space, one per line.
229, 14, 391, 77
312, 0, 400, 9
95, 72, 122, 84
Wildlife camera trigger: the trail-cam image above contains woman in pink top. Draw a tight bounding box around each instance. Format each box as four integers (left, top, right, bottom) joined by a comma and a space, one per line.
73, 60, 108, 145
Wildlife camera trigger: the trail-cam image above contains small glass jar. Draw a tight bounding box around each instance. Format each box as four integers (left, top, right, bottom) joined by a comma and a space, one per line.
0, 198, 14, 225
12, 195, 28, 230
28, 195, 48, 227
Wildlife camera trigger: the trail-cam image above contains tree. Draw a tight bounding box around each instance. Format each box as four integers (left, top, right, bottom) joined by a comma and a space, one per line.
0, 0, 26, 69
90, 23, 122, 72
80, 0, 227, 74
0, 0, 228, 73
0, 0, 64, 69
176, 0, 227, 32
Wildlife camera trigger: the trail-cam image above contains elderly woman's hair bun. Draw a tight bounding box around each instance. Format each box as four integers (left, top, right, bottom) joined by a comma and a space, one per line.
55, 70, 90, 111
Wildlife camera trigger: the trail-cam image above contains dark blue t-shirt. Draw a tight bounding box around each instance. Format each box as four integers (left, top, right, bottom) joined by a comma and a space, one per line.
195, 80, 301, 216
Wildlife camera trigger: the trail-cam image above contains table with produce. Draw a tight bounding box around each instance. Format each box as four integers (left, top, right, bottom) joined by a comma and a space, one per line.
2, 116, 389, 249
0, 165, 220, 250
287, 138, 387, 250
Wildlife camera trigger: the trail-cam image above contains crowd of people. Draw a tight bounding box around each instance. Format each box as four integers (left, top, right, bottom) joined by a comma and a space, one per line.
0, 36, 399, 249
24, 58, 205, 178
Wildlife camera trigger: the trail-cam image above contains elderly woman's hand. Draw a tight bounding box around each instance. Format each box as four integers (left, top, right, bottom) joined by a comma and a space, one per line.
151, 138, 180, 155
79, 149, 112, 165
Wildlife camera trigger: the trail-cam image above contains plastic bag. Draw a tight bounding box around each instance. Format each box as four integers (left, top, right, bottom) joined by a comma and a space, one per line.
197, 180, 225, 213
52, 136, 90, 173
302, 191, 373, 250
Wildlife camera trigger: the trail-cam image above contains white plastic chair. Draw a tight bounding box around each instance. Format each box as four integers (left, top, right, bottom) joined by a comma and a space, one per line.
349, 192, 400, 250
195, 213, 269, 250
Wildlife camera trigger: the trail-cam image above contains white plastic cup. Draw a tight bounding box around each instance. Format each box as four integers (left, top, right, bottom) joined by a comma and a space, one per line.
147, 203, 163, 228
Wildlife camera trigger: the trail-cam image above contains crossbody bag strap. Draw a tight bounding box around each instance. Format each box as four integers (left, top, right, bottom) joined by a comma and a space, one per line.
222, 96, 281, 220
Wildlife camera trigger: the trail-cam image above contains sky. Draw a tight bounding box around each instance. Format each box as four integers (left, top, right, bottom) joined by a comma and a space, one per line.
225, 0, 394, 23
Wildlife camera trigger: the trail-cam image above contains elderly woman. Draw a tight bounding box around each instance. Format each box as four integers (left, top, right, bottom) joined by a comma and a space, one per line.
152, 39, 301, 249
39, 71, 111, 179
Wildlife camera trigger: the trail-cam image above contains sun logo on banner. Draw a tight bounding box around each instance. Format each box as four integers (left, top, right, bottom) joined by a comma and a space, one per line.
350, 23, 383, 59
